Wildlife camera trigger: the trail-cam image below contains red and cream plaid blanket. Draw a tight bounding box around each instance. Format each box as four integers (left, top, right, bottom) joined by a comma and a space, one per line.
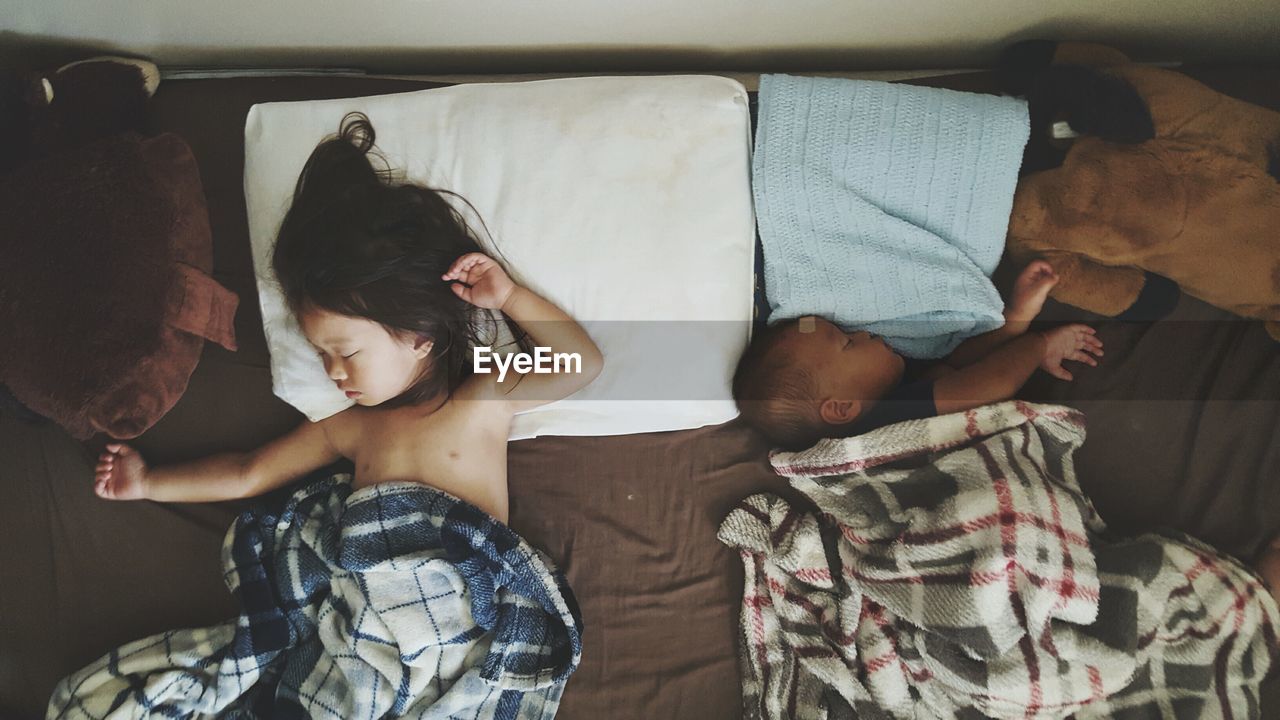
719, 401, 1278, 719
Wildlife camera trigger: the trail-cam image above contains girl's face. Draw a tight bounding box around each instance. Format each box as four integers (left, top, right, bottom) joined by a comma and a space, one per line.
298, 306, 433, 407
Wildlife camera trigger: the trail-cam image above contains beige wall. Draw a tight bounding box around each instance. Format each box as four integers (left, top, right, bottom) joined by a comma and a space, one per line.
3, 0, 1278, 72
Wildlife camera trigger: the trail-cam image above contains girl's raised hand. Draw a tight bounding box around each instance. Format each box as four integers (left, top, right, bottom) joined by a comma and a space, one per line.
94, 443, 150, 501
443, 253, 518, 311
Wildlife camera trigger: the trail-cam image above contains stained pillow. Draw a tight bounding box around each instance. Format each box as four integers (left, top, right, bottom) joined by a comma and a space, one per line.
0, 133, 238, 439
244, 76, 755, 439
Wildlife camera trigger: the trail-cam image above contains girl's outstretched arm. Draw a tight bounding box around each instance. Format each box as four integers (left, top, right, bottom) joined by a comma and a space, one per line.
95, 416, 345, 503
444, 253, 604, 410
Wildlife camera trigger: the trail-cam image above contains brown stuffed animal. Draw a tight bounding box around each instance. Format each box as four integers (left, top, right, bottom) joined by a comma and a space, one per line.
0, 56, 159, 175
0, 57, 238, 439
1001, 41, 1280, 339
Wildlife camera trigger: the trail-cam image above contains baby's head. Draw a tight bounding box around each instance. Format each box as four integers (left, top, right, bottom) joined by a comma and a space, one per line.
732, 316, 905, 449
272, 113, 491, 408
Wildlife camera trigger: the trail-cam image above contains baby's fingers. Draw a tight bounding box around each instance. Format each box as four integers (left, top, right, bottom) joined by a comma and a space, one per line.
1043, 359, 1074, 381
95, 478, 118, 500
1068, 350, 1098, 367
1025, 259, 1054, 278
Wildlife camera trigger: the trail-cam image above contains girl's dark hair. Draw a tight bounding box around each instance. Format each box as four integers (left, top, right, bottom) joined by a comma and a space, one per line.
272, 112, 527, 409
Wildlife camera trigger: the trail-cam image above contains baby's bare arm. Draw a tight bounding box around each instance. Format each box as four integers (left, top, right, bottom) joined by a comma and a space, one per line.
947, 260, 1062, 369
934, 324, 1101, 414
943, 324, 1021, 369
934, 333, 1046, 415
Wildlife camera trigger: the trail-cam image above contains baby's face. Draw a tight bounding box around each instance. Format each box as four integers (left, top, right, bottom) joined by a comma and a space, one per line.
299, 307, 433, 407
782, 317, 905, 413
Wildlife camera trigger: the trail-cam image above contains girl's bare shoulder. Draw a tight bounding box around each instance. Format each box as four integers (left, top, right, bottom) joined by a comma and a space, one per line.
318, 406, 368, 457
455, 372, 515, 409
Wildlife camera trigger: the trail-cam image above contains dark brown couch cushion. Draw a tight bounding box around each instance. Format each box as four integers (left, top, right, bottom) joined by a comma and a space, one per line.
0, 132, 238, 439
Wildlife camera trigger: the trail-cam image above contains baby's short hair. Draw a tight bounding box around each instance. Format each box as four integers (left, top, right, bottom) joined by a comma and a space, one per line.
732, 320, 824, 451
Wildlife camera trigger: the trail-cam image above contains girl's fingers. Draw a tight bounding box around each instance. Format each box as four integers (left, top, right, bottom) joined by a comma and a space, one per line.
443, 253, 495, 282
447, 259, 486, 282
443, 255, 475, 278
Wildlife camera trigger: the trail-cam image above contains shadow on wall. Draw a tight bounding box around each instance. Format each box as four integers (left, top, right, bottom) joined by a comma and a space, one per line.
0, 23, 1220, 75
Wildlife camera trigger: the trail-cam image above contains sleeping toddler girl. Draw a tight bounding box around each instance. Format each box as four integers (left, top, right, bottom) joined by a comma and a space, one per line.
733, 261, 1102, 451
91, 114, 602, 523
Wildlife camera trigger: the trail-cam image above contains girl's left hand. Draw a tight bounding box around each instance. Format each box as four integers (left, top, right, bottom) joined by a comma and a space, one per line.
443, 253, 518, 310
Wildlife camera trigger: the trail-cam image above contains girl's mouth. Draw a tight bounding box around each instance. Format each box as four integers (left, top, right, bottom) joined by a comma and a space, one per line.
345, 391, 362, 398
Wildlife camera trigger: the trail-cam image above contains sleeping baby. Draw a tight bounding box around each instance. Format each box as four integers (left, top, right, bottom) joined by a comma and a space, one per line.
733, 261, 1104, 450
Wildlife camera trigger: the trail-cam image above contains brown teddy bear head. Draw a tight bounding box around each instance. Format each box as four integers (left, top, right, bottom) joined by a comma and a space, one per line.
0, 56, 159, 175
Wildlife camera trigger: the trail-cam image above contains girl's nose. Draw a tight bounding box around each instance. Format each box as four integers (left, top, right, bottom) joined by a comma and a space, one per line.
323, 359, 346, 381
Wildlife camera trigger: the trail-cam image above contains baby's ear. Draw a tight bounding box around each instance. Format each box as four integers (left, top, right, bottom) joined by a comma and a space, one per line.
819, 398, 861, 425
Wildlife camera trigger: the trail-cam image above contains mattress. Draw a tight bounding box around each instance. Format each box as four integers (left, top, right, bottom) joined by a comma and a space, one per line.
2, 68, 1278, 719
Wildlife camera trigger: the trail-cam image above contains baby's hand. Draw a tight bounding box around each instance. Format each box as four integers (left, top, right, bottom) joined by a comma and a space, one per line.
94, 443, 150, 501
442, 253, 518, 311
1009, 260, 1059, 323
1039, 324, 1103, 381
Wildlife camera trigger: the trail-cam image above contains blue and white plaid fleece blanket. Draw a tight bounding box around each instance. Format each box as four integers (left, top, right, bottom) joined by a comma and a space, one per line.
48, 474, 583, 720
754, 74, 1029, 358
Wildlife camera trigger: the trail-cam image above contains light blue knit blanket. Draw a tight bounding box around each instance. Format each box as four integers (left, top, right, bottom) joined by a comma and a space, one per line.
753, 74, 1029, 358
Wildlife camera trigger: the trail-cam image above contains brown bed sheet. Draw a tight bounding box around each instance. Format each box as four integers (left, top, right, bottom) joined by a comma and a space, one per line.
2, 69, 1278, 719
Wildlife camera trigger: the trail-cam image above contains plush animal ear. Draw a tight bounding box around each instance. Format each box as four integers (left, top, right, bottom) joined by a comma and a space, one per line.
1030, 66, 1154, 145
997, 39, 1060, 96
0, 72, 34, 174
819, 398, 861, 425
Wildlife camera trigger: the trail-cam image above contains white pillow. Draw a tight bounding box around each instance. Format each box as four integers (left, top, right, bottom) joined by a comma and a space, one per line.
243, 76, 755, 439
